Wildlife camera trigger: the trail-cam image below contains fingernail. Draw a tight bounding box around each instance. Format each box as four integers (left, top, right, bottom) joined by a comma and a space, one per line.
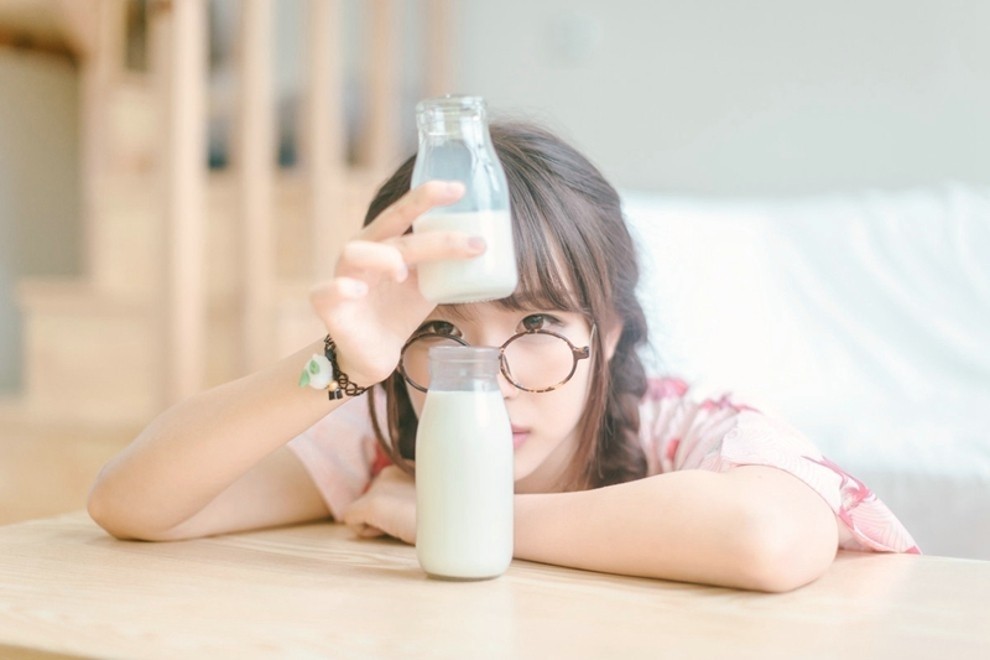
467, 236, 487, 253
444, 181, 465, 196
395, 264, 409, 283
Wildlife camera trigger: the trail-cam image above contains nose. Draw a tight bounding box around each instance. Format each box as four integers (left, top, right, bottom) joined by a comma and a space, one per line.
497, 369, 519, 399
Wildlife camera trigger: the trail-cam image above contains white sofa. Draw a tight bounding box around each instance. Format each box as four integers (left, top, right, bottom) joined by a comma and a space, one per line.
623, 183, 990, 560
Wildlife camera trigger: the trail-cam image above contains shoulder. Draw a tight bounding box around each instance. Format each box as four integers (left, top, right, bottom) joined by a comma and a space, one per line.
638, 376, 759, 474
637, 377, 920, 554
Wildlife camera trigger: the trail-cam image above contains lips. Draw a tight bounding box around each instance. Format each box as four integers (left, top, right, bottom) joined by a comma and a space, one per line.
511, 425, 529, 450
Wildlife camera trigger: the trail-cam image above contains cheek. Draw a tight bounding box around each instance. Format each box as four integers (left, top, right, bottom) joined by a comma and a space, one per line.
539, 364, 593, 427
406, 385, 427, 417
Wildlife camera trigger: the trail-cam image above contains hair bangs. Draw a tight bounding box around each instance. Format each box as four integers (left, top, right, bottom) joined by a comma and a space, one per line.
494, 205, 588, 317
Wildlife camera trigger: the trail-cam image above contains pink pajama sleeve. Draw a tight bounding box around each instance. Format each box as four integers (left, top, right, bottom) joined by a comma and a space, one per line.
641, 378, 920, 554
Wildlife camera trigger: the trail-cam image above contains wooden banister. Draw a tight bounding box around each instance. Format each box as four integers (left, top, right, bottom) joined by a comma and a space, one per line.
235, 0, 275, 373
154, 0, 207, 405
300, 0, 347, 281
356, 0, 399, 171
423, 0, 454, 97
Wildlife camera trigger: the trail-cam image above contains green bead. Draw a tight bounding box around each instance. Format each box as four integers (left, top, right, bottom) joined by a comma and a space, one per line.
298, 370, 311, 388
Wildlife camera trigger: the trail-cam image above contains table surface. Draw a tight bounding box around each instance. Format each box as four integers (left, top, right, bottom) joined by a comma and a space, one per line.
1, 512, 988, 659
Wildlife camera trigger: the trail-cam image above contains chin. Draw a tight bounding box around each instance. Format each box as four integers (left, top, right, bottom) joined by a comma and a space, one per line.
512, 459, 537, 484
512, 449, 545, 487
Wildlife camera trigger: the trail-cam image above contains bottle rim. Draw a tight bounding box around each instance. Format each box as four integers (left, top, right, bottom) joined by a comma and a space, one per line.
415, 94, 487, 115
427, 345, 499, 362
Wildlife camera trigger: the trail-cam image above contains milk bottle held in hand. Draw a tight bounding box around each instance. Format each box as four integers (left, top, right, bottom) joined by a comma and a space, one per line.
415, 346, 514, 580
411, 95, 518, 303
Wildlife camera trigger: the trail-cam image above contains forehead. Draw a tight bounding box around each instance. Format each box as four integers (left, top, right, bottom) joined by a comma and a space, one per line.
436, 278, 587, 320
435, 200, 595, 321
430, 298, 583, 324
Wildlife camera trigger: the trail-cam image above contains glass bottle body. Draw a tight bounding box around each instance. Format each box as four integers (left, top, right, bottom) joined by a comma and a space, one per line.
415, 346, 514, 580
411, 95, 518, 304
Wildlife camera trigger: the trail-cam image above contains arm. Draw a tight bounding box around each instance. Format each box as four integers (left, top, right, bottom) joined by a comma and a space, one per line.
88, 181, 476, 541
342, 464, 838, 592
513, 465, 839, 592
87, 340, 341, 541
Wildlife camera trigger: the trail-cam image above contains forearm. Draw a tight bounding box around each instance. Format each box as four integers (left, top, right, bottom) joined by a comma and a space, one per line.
88, 340, 340, 536
513, 467, 837, 592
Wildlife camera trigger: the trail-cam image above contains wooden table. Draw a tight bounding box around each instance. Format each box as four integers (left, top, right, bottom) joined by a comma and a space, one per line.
1, 512, 987, 659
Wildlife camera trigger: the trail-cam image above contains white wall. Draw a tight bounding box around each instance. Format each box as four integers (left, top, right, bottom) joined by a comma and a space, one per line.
211, 1, 990, 195
3, 2, 987, 390
456, 0, 990, 195
0, 49, 81, 392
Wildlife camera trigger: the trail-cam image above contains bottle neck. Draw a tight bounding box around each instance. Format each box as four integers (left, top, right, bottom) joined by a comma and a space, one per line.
411, 95, 508, 213
416, 96, 490, 144
427, 346, 501, 392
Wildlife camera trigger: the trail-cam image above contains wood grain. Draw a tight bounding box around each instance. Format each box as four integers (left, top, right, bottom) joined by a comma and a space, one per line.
1, 512, 988, 658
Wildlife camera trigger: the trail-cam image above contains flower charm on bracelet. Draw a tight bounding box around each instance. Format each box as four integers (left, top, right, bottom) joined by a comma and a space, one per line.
299, 353, 335, 390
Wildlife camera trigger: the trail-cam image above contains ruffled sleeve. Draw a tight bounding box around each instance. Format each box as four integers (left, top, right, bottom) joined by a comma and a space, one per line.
640, 377, 921, 554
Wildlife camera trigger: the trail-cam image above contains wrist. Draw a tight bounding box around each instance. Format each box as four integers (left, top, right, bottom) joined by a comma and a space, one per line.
298, 334, 371, 400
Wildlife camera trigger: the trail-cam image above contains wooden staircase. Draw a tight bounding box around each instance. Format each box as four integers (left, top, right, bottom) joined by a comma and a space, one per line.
16, 168, 379, 426
7, 0, 452, 427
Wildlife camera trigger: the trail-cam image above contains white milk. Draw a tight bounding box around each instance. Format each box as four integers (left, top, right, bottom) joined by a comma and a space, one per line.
415, 389, 514, 579
413, 210, 518, 304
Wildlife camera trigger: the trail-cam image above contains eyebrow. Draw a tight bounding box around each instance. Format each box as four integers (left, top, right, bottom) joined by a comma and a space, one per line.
496, 287, 584, 314
433, 304, 480, 322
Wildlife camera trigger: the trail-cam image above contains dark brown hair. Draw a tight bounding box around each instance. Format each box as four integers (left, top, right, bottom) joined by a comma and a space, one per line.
365, 121, 649, 490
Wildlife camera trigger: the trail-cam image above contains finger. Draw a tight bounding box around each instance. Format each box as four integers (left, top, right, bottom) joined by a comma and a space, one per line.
342, 500, 371, 533
336, 240, 409, 283
362, 181, 465, 242
308, 278, 368, 325
389, 230, 487, 267
309, 278, 369, 306
355, 524, 386, 539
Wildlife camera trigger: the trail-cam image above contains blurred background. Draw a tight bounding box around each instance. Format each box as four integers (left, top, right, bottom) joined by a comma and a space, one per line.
1, 1, 988, 557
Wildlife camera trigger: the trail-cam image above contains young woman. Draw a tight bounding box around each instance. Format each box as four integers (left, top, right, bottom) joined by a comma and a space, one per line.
88, 122, 918, 593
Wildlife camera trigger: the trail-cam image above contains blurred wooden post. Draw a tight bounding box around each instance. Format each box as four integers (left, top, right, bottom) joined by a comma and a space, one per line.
235, 0, 275, 372
301, 0, 346, 281
156, 0, 207, 405
63, 0, 117, 281
357, 0, 399, 171
423, 0, 454, 97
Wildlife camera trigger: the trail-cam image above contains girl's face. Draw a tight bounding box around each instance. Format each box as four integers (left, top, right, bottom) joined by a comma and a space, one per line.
404, 302, 597, 493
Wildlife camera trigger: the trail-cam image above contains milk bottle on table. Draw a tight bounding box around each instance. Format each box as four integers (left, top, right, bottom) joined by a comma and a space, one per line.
415, 346, 514, 580
411, 95, 517, 303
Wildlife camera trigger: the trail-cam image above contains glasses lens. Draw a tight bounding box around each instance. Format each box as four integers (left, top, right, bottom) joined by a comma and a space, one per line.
399, 335, 464, 390
502, 332, 578, 391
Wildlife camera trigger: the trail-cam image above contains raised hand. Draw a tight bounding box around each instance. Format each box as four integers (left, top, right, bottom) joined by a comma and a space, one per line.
308, 181, 483, 388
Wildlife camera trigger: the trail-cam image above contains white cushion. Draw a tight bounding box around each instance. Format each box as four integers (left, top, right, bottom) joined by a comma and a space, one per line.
623, 183, 990, 559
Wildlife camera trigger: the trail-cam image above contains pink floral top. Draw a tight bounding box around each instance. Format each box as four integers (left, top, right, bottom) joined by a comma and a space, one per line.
288, 376, 920, 554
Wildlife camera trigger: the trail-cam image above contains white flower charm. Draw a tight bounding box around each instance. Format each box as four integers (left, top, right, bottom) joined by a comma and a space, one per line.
298, 353, 335, 390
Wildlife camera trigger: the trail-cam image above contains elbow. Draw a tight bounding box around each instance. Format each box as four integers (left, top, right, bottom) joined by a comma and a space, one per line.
88, 480, 193, 542
87, 477, 163, 542
733, 509, 838, 593
738, 542, 832, 594
86, 480, 135, 540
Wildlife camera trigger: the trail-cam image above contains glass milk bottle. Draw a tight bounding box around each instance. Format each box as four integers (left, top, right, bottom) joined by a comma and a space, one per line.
415, 346, 514, 580
411, 95, 518, 303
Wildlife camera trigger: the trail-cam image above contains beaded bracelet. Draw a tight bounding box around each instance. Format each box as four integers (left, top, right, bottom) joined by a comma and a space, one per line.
298, 334, 369, 400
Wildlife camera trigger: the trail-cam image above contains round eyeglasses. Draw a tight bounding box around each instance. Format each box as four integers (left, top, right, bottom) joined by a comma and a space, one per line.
398, 324, 596, 393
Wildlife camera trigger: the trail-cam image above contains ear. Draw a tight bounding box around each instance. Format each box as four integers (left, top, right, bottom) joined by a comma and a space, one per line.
602, 315, 624, 363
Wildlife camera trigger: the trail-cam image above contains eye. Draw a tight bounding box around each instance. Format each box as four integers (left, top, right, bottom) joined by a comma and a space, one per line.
418, 320, 459, 336
521, 314, 560, 332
